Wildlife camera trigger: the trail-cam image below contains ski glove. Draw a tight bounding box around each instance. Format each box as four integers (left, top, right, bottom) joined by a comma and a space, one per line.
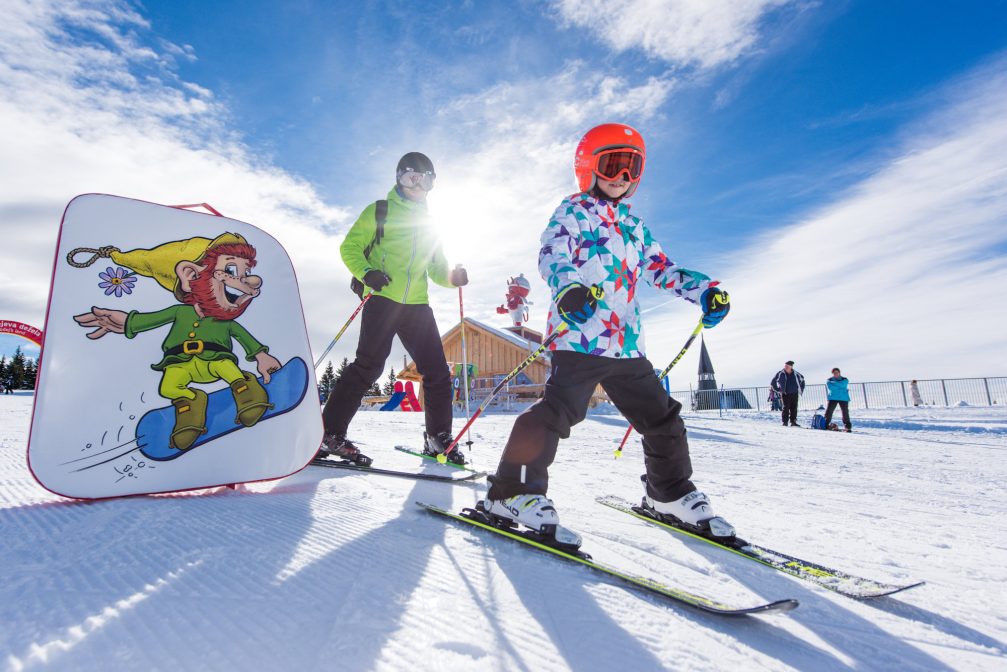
450, 266, 469, 287
700, 287, 730, 328
556, 283, 604, 325
363, 270, 391, 292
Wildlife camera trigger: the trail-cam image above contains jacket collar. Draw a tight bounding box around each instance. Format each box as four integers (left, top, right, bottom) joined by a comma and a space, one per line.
390, 186, 427, 212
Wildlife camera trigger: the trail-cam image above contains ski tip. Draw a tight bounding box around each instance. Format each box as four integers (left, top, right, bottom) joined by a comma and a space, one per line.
855, 580, 926, 599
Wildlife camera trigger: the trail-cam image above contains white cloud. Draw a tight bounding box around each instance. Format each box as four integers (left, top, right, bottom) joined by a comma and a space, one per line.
551, 0, 798, 69
648, 56, 1007, 389
423, 63, 675, 328
0, 1, 357, 368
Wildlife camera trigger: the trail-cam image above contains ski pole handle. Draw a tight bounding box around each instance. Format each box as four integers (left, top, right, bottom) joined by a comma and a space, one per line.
614, 318, 704, 459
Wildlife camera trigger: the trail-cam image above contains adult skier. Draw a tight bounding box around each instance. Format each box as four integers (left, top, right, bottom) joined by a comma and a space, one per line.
771, 361, 805, 426
318, 152, 469, 465
825, 367, 852, 432
483, 123, 734, 539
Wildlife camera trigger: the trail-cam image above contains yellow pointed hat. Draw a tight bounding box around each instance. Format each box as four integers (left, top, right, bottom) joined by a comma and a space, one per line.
109, 232, 248, 298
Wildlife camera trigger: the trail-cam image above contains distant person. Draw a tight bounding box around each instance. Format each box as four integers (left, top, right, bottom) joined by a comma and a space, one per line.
770, 360, 805, 426
768, 388, 782, 412
910, 379, 923, 406
825, 368, 852, 432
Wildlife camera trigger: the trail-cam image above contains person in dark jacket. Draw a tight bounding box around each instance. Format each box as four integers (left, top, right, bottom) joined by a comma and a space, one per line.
825, 367, 852, 432
770, 361, 805, 426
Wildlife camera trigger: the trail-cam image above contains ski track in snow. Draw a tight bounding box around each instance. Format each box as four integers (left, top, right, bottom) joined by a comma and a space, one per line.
2, 390, 1006, 671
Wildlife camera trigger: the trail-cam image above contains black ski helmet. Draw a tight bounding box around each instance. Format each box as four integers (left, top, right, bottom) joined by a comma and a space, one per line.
396, 152, 435, 178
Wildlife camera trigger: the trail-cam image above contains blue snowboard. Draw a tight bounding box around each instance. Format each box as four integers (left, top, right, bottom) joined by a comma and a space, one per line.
136, 357, 309, 461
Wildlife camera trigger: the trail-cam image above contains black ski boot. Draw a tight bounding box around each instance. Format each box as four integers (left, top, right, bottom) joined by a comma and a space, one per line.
422, 431, 466, 466
317, 434, 372, 467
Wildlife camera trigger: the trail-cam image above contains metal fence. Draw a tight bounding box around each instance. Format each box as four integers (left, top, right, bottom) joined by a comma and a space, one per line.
673, 377, 1007, 412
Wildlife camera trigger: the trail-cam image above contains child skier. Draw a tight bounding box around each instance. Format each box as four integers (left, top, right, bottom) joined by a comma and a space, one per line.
318, 152, 469, 465
484, 123, 734, 540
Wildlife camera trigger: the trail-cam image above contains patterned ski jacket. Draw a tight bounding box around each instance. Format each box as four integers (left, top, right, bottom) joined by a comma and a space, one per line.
539, 192, 715, 359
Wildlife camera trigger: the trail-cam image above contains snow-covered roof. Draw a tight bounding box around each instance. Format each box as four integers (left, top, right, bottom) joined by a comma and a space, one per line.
465, 318, 544, 351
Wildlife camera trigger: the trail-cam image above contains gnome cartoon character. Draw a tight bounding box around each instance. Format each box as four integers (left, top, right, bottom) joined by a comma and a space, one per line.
72, 233, 281, 450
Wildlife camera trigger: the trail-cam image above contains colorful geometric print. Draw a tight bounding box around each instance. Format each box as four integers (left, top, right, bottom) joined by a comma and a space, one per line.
539, 193, 715, 359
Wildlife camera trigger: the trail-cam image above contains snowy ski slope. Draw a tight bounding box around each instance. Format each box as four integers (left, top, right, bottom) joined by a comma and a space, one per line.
2, 392, 1005, 671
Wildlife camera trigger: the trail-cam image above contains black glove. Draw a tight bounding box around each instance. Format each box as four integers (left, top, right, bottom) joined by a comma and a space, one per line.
556, 283, 604, 325
363, 270, 391, 292
450, 266, 468, 287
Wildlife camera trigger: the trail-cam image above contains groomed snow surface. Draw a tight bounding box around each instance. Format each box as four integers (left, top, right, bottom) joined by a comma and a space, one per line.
3, 392, 1006, 671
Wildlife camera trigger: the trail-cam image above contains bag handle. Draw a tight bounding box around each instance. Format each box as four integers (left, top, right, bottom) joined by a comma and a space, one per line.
170, 203, 224, 217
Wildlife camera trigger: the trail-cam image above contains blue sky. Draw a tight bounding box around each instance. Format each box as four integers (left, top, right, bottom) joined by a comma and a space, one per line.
1, 0, 1006, 385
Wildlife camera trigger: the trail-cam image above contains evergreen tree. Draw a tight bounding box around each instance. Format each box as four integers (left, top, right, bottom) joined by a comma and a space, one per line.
24, 358, 37, 389
0, 355, 7, 392
382, 367, 397, 395
10, 346, 26, 390
335, 357, 350, 383
366, 381, 381, 396
318, 361, 335, 397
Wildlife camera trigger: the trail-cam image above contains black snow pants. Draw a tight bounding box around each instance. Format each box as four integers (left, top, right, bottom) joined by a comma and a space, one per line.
781, 393, 799, 425
487, 351, 696, 503
825, 400, 851, 429
321, 295, 451, 438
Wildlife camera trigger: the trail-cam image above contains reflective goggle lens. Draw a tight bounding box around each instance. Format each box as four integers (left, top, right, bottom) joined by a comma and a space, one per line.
398, 169, 435, 191
594, 151, 643, 181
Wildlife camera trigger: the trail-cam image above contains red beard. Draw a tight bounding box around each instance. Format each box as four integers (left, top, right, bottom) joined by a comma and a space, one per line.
183, 272, 251, 321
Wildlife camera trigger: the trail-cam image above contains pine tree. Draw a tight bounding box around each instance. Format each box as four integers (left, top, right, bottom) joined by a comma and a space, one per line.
335, 357, 350, 383
366, 381, 381, 396
382, 367, 397, 395
10, 346, 26, 390
0, 355, 7, 393
24, 358, 37, 389
318, 361, 335, 397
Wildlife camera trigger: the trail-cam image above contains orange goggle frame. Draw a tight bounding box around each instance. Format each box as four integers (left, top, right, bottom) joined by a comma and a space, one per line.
593, 148, 644, 182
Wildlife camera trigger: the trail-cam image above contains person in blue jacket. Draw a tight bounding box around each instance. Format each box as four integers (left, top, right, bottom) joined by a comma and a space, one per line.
826, 367, 852, 432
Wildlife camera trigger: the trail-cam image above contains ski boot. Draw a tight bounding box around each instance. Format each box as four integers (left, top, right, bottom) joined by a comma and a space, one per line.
422, 431, 467, 466
639, 476, 738, 542
478, 494, 583, 552
317, 434, 372, 467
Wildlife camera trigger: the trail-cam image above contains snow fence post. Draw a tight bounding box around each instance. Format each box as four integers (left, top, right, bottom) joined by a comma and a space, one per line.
941, 379, 949, 406
862, 383, 869, 409
901, 381, 908, 407
718, 384, 723, 418
984, 378, 992, 406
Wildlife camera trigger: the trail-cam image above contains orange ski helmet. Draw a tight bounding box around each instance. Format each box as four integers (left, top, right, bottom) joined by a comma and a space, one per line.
574, 123, 646, 198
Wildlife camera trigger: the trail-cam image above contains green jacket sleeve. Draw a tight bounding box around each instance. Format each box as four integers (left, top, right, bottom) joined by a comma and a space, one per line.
340, 203, 378, 281
229, 321, 268, 361
427, 240, 452, 289
124, 306, 180, 339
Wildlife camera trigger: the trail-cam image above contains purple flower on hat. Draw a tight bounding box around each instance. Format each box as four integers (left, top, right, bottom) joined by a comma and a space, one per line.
98, 266, 137, 298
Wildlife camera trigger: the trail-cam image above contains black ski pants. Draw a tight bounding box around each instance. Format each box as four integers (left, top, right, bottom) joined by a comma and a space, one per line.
781, 393, 799, 425
322, 295, 451, 438
825, 400, 851, 429
488, 351, 695, 503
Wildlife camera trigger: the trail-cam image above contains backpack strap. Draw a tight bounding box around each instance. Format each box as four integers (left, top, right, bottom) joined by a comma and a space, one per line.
362, 199, 388, 260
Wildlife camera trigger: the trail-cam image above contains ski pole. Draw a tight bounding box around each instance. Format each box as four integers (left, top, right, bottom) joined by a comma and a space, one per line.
457, 272, 473, 447
313, 293, 372, 370
614, 317, 704, 459
437, 324, 569, 464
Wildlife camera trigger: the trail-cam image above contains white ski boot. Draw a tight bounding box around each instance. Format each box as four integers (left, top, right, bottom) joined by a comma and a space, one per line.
482, 494, 582, 549
644, 489, 736, 539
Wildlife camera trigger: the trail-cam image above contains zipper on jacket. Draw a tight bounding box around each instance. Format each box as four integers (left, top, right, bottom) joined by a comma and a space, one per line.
402, 224, 418, 302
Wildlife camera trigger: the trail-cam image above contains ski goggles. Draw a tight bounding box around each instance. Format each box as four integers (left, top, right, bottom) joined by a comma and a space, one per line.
397, 169, 436, 191
593, 149, 644, 182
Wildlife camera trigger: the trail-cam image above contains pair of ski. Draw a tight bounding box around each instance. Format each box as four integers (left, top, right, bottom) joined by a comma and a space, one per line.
310, 445, 486, 483
417, 496, 923, 617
